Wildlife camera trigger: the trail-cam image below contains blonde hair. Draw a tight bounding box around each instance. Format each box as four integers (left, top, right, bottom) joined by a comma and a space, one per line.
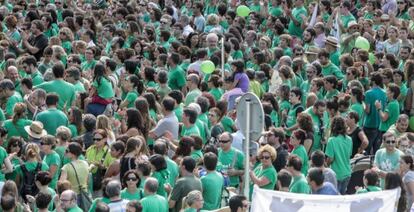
59, 27, 74, 41
258, 144, 277, 161
25, 143, 41, 161
12, 102, 26, 124
56, 126, 72, 142
182, 190, 203, 209
206, 14, 219, 25
96, 115, 115, 142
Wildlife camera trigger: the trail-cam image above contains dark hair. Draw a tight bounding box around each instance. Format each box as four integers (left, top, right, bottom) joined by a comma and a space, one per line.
203, 152, 218, 171
388, 83, 400, 99
36, 192, 52, 210
293, 129, 307, 145
331, 116, 347, 136
126, 108, 146, 136
401, 155, 414, 170
67, 142, 83, 157
95, 201, 110, 212
111, 141, 125, 155
168, 90, 183, 104
162, 97, 176, 112
348, 111, 360, 123
364, 169, 379, 186
83, 114, 97, 132
229, 195, 247, 212
287, 155, 302, 172
370, 72, 383, 87
290, 87, 302, 100
308, 168, 324, 186
385, 172, 407, 212
137, 161, 152, 176
35, 171, 52, 186
6, 136, 23, 157
52, 63, 65, 78
181, 156, 196, 173
122, 170, 141, 188
350, 86, 364, 103
142, 92, 158, 113
311, 150, 325, 167
277, 169, 292, 189
126, 201, 142, 212
175, 137, 194, 157
183, 107, 198, 124
149, 154, 167, 171
153, 140, 167, 155
45, 93, 59, 106
1, 194, 15, 211
128, 75, 144, 95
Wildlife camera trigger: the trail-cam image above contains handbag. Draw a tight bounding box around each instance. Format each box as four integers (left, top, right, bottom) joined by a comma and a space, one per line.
92, 148, 109, 191
69, 162, 92, 211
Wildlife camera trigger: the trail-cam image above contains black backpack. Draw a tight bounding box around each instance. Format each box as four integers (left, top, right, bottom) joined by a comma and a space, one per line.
20, 163, 42, 201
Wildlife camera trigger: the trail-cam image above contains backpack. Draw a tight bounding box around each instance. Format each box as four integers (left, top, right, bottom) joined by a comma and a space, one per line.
20, 163, 42, 201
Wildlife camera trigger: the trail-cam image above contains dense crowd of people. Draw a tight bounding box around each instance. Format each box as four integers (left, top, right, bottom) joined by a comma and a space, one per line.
0, 0, 414, 211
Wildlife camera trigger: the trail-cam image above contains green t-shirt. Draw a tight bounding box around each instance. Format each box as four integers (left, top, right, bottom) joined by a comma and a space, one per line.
62, 40, 72, 54
73, 81, 86, 93
166, 157, 179, 187
250, 165, 277, 198
356, 185, 382, 193
201, 171, 223, 210
31, 71, 44, 86
218, 148, 245, 187
43, 151, 61, 189
185, 89, 202, 106
36, 80, 76, 110
321, 62, 344, 80
325, 89, 340, 100
330, 51, 341, 67
340, 14, 357, 28
15, 161, 49, 180
120, 188, 144, 200
350, 102, 364, 127
288, 6, 307, 38
286, 104, 303, 135
5, 91, 23, 118
167, 66, 186, 91
141, 194, 169, 212
289, 174, 311, 194
92, 77, 115, 99
81, 60, 97, 72
292, 145, 308, 175
364, 87, 387, 128
0, 147, 8, 181
325, 135, 353, 180
3, 118, 32, 142
88, 197, 110, 212
180, 125, 201, 138
305, 107, 329, 152
36, 108, 68, 135
68, 124, 78, 138
374, 148, 404, 188
190, 149, 203, 162
379, 100, 399, 132
151, 169, 170, 198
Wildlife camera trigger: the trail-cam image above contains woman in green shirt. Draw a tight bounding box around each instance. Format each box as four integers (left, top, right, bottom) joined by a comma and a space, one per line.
249, 144, 278, 199
291, 129, 309, 175
263, 93, 280, 127
59, 27, 74, 54
149, 154, 170, 198
3, 103, 32, 143
182, 190, 204, 212
208, 75, 224, 102
5, 137, 24, 180
121, 170, 144, 201
68, 107, 82, 138
396, 0, 410, 20
34, 171, 56, 211
120, 75, 144, 109
41, 135, 61, 190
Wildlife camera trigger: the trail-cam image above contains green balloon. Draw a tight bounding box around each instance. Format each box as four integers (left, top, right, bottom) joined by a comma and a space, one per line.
355, 36, 370, 51
201, 60, 215, 74
237, 5, 250, 17
410, 116, 414, 131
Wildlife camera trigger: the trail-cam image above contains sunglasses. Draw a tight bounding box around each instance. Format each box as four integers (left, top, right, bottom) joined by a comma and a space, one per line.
93, 137, 103, 141
219, 139, 231, 143
261, 156, 271, 160
386, 140, 396, 144
40, 142, 48, 146
127, 177, 138, 181
11, 143, 19, 147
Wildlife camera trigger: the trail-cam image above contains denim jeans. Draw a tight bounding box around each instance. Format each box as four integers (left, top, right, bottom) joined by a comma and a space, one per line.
337, 176, 351, 195
363, 127, 381, 155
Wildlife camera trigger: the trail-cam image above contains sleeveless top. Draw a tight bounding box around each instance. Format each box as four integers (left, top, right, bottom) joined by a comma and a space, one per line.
119, 156, 136, 184
348, 127, 362, 158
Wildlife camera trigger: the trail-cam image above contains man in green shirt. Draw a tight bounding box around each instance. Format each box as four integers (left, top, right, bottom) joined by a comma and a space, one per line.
201, 152, 224, 210
325, 36, 341, 67
59, 190, 83, 212
338, 1, 356, 31
141, 177, 169, 212
356, 169, 381, 193
65, 67, 86, 94
318, 49, 344, 80
180, 107, 201, 138
169, 156, 202, 212
22, 55, 43, 86
340, 21, 360, 54
184, 74, 202, 106
36, 93, 68, 135
154, 141, 179, 188
287, 155, 311, 194
306, 101, 328, 152
36, 63, 76, 111
0, 79, 23, 118
167, 53, 186, 91
376, 83, 400, 133
287, 0, 307, 39
218, 132, 245, 188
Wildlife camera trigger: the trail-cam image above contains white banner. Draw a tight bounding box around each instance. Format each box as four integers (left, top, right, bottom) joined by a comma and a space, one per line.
251, 185, 400, 212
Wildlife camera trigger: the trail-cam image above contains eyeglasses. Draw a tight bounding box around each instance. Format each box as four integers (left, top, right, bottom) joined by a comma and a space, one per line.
60, 198, 72, 202
261, 156, 271, 160
386, 140, 396, 144
219, 139, 231, 143
127, 177, 138, 181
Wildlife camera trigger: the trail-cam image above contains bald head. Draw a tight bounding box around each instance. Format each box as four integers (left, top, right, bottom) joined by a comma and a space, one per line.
144, 177, 159, 194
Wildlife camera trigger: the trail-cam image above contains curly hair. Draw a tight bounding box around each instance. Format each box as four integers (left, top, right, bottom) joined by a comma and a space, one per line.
258, 144, 277, 161
331, 116, 347, 136
297, 113, 314, 133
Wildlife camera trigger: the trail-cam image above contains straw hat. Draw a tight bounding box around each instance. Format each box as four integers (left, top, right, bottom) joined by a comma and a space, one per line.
24, 121, 47, 139
305, 46, 320, 55
347, 21, 359, 29
325, 36, 339, 48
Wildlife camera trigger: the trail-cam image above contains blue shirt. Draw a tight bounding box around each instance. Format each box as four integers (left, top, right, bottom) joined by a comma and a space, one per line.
364, 87, 387, 128
313, 182, 339, 195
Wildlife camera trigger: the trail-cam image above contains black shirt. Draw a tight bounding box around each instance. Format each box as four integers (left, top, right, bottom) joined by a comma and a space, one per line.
273, 145, 289, 172
28, 33, 48, 61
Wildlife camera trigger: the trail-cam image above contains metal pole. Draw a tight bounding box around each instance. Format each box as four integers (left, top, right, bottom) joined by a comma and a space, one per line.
244, 99, 251, 199
221, 37, 225, 81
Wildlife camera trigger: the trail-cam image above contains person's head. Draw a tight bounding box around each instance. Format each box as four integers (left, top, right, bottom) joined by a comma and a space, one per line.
143, 177, 159, 195
396, 114, 409, 133
386, 83, 400, 100
363, 169, 379, 187
289, 87, 302, 104
93, 129, 108, 148
397, 135, 410, 154
22, 55, 37, 74
1, 194, 15, 212
110, 141, 125, 158
229, 195, 248, 212
149, 154, 167, 172
95, 201, 110, 212
40, 135, 56, 153
161, 96, 176, 113
35, 171, 52, 188
203, 152, 218, 171
52, 63, 65, 78
287, 155, 302, 173
122, 170, 140, 189
183, 190, 204, 209
180, 156, 196, 175
277, 169, 292, 190
0, 79, 15, 98
56, 126, 71, 142
218, 132, 233, 151
384, 172, 404, 191
290, 129, 307, 147
65, 142, 83, 159
105, 180, 122, 199
331, 116, 347, 136
126, 200, 143, 212
307, 168, 324, 190
45, 93, 59, 107
310, 150, 325, 168
59, 190, 77, 210
400, 155, 414, 173
258, 144, 277, 166
383, 132, 397, 152
36, 192, 52, 210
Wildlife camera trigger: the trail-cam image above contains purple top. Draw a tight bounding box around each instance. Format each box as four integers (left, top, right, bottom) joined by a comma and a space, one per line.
234, 72, 250, 93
